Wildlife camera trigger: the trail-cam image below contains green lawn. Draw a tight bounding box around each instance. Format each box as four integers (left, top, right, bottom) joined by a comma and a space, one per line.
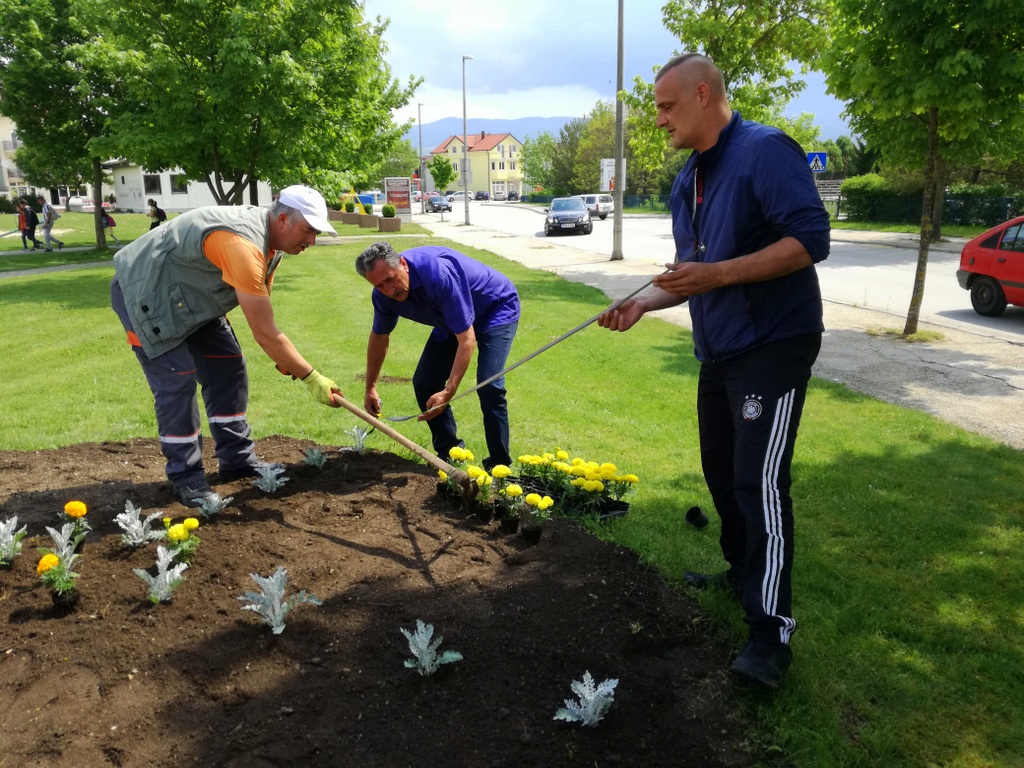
1, 237, 1021, 767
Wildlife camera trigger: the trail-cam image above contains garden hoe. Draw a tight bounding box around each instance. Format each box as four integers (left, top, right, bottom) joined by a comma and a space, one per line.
331, 393, 479, 508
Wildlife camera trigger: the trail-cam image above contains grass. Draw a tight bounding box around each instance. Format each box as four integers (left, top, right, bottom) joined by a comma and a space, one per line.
1, 237, 1022, 767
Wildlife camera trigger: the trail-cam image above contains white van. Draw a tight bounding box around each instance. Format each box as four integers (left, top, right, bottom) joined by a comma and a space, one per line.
578, 193, 614, 220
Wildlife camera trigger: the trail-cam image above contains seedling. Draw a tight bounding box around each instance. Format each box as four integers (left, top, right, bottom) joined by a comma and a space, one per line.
554, 671, 618, 727
400, 619, 463, 676
238, 566, 321, 634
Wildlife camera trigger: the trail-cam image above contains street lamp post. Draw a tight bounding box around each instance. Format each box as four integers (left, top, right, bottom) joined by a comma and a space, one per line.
417, 102, 425, 214
462, 54, 474, 226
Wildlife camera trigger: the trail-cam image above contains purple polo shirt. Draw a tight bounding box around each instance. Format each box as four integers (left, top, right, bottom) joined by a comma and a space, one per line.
371, 246, 520, 340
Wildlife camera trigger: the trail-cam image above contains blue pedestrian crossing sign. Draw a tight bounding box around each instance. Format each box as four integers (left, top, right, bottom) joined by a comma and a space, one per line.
807, 152, 827, 173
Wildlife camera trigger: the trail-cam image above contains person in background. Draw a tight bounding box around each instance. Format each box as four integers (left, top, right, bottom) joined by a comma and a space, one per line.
103, 210, 121, 246
147, 199, 166, 230
18, 199, 43, 250
355, 241, 520, 471
597, 53, 830, 690
37, 195, 65, 252
111, 185, 343, 507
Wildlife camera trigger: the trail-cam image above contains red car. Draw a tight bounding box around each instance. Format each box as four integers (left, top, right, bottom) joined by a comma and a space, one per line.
956, 215, 1024, 316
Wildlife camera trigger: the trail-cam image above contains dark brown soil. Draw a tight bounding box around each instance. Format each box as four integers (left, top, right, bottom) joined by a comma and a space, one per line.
0, 436, 754, 767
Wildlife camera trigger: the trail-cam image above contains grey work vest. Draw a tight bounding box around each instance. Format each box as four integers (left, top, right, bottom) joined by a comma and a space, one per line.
113, 206, 276, 358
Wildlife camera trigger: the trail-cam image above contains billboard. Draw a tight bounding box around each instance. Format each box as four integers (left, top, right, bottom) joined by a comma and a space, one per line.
600, 158, 626, 193
384, 177, 412, 221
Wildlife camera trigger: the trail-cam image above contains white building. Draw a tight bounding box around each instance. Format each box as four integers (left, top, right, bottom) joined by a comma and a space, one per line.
108, 162, 273, 213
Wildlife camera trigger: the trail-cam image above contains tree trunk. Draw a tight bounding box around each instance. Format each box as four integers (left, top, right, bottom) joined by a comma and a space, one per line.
92, 157, 106, 246
929, 156, 946, 242
903, 107, 939, 336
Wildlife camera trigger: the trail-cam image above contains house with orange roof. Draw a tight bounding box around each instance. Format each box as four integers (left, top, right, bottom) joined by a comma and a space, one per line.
429, 131, 524, 199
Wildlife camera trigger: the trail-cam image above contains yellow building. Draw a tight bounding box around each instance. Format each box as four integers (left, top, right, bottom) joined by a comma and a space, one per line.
430, 132, 523, 198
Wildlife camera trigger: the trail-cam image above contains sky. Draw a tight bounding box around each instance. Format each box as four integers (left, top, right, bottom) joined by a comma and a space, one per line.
362, 0, 850, 139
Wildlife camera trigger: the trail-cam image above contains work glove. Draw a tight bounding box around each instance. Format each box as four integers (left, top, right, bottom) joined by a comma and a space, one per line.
302, 368, 340, 406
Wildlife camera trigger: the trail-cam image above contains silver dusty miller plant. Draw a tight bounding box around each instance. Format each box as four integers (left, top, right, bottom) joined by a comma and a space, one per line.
115, 501, 165, 547
45, 522, 80, 560
0, 516, 28, 565
237, 566, 321, 634
553, 671, 618, 727
303, 446, 328, 469
252, 465, 289, 493
134, 545, 189, 603
345, 425, 373, 453
198, 493, 233, 518
400, 619, 463, 676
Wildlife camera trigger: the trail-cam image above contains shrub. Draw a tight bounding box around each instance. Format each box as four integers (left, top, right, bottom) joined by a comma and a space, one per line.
344, 200, 356, 213
381, 204, 396, 218
362, 204, 373, 215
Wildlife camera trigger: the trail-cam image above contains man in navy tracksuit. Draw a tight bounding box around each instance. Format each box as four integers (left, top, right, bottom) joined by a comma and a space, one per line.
599, 53, 830, 689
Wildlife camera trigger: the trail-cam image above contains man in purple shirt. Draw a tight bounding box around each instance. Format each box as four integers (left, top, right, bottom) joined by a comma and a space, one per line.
355, 242, 520, 469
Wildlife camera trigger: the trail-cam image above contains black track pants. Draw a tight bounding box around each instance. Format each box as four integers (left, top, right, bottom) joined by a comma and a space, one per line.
696, 334, 820, 645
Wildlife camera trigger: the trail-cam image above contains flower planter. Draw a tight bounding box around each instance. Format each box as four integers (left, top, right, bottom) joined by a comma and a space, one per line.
341, 212, 361, 226
435, 482, 464, 511
328, 209, 345, 221
378, 217, 401, 232
598, 499, 630, 522
473, 501, 494, 523
521, 526, 543, 545
358, 214, 379, 229
499, 515, 520, 534
51, 589, 80, 613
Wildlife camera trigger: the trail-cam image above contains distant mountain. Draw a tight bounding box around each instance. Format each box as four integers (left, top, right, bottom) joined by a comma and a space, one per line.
403, 116, 574, 155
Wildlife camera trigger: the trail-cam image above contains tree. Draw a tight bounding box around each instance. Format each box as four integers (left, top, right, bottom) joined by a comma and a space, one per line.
571, 102, 616, 193
0, 0, 120, 244
622, 75, 669, 195
660, 0, 832, 123
366, 140, 420, 189
77, 0, 418, 205
520, 132, 556, 191
425, 155, 455, 221
824, 0, 1024, 334
549, 118, 586, 196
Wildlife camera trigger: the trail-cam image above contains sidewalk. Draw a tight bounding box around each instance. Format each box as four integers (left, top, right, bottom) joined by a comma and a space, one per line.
415, 215, 1024, 451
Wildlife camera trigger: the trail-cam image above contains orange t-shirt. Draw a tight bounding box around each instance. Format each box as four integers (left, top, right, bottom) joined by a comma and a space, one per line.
202, 230, 275, 297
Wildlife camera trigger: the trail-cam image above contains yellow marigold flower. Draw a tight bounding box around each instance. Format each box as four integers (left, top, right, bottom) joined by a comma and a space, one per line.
570, 466, 587, 477
525, 493, 542, 507
163, 517, 172, 529
37, 553, 60, 574
463, 449, 475, 462
491, 464, 512, 479
504, 484, 523, 498
183, 517, 200, 531
479, 473, 493, 487
538, 496, 555, 510
571, 458, 585, 467
448, 447, 465, 462
571, 477, 586, 487
467, 465, 484, 479
599, 462, 618, 474
552, 462, 571, 474
556, 450, 569, 461
64, 500, 87, 518
167, 523, 189, 543
623, 474, 639, 484
584, 470, 601, 481
599, 467, 617, 480
438, 470, 448, 481
584, 480, 605, 494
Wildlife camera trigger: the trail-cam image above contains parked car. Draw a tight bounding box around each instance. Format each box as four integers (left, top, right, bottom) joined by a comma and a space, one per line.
578, 193, 614, 220
492, 191, 507, 202
544, 197, 592, 236
956, 215, 1024, 316
425, 195, 452, 213
447, 191, 469, 202
474, 191, 490, 201
507, 190, 519, 201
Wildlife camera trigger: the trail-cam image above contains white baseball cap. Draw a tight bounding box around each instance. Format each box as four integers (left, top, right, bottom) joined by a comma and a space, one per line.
277, 185, 337, 235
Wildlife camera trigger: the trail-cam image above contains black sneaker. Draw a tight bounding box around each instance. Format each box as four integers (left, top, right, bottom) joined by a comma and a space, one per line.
58, 242, 64, 251
219, 460, 285, 482
730, 641, 793, 690
683, 570, 740, 596
174, 479, 218, 508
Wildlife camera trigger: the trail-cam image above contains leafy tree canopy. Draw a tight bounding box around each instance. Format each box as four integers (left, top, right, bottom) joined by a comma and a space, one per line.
520, 132, 556, 191
75, 0, 419, 204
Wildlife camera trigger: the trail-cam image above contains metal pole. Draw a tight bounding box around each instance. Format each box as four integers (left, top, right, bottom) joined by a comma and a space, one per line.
418, 102, 425, 214
611, 0, 625, 260
462, 54, 474, 226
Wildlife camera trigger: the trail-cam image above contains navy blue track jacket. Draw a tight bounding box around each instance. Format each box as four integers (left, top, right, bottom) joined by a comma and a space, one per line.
669, 111, 831, 362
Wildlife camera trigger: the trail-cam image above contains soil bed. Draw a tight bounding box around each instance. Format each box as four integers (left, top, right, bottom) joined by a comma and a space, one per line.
0, 436, 753, 767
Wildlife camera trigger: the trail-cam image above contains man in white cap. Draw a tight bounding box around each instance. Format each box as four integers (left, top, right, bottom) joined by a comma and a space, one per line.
110, 185, 343, 507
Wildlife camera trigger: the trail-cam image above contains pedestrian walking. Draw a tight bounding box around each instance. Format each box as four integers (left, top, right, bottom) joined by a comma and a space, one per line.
37, 196, 65, 251
17, 199, 43, 250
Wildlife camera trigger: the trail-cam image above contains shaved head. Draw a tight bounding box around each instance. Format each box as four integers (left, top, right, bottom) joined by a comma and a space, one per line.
656, 53, 727, 101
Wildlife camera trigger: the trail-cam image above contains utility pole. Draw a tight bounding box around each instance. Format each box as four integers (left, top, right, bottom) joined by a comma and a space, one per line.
462, 55, 474, 226
418, 103, 425, 214
611, 0, 625, 260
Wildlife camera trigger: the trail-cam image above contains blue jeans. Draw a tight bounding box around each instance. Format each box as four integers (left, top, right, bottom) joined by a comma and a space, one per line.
413, 321, 518, 469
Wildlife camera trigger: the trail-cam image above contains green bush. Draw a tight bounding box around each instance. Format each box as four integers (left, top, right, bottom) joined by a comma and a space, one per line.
840, 174, 895, 220
344, 201, 356, 213
381, 204, 396, 218
362, 204, 373, 215
0, 196, 16, 214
